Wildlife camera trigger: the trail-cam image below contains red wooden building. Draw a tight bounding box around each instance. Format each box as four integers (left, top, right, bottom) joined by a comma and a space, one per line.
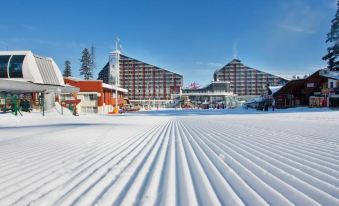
63, 77, 128, 114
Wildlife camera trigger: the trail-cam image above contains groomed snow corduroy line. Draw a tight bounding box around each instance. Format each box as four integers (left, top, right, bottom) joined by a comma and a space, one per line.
180, 118, 339, 205
12, 120, 170, 206
0, 110, 338, 206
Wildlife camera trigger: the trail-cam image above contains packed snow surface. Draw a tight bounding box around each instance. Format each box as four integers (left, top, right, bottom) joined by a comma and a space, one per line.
0, 108, 339, 206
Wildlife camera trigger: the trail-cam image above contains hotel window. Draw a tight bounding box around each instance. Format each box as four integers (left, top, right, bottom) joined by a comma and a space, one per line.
8, 55, 25, 78
0, 55, 11, 78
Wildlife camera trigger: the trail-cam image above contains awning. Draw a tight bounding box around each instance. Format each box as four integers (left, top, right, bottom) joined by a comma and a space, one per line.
102, 83, 128, 93
0, 79, 79, 94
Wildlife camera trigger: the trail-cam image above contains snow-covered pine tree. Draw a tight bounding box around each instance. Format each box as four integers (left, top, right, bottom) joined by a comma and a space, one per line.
323, 0, 339, 71
79, 48, 93, 80
63, 60, 72, 77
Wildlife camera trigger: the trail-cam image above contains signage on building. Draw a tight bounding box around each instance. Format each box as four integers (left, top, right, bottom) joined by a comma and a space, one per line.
307, 83, 314, 88
321, 88, 329, 94
314, 92, 321, 96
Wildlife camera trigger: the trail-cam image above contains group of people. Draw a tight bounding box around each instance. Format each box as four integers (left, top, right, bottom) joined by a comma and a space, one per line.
0, 96, 31, 116
19, 99, 32, 112
263, 99, 276, 111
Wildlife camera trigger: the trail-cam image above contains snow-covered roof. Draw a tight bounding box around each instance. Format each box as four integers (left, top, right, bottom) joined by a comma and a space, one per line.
269, 85, 283, 94
0, 79, 79, 93
63, 77, 128, 93
102, 83, 128, 93
319, 69, 339, 80
64, 76, 84, 81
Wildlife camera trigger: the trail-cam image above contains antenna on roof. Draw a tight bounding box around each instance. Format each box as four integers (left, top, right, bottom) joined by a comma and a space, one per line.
115, 37, 122, 54
233, 42, 238, 59
90, 44, 96, 71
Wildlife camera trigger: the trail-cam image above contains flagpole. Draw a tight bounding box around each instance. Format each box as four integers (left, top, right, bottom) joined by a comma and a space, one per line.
109, 51, 113, 113
115, 38, 119, 111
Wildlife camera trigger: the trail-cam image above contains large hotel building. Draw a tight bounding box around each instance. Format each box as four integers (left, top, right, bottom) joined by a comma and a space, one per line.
214, 59, 287, 96
98, 54, 183, 102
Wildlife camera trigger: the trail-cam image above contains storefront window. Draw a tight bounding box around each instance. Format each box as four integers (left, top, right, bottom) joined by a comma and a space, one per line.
89, 94, 97, 100
0, 55, 11, 78
8, 55, 25, 78
84, 94, 97, 101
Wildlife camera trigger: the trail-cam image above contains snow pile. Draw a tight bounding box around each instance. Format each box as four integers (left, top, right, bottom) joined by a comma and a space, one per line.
54, 102, 74, 116
245, 96, 263, 104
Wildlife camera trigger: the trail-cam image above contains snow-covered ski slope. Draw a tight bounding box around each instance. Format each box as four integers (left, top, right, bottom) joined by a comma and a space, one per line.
0, 109, 339, 206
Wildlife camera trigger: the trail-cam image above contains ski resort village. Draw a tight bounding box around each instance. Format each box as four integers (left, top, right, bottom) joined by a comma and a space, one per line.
1, 1, 339, 206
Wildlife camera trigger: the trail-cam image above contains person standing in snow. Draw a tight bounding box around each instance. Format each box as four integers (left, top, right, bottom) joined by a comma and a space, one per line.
272, 99, 276, 112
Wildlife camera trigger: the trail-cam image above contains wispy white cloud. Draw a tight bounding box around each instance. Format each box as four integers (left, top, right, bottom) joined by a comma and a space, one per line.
266, 64, 326, 79
21, 25, 34, 31
330, 0, 337, 9
279, 23, 315, 34
0, 41, 8, 50
0, 37, 88, 50
10, 38, 25, 43
32, 39, 87, 49
277, 1, 321, 35
66, 41, 87, 49
195, 61, 223, 67
264, 0, 324, 55
35, 39, 58, 46
231, 41, 239, 59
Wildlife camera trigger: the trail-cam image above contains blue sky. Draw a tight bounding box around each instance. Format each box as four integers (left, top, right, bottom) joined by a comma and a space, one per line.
0, 0, 336, 86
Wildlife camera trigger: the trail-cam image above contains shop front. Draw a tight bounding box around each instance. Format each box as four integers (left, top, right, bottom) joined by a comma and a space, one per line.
309, 96, 326, 107
309, 89, 328, 107
329, 88, 339, 107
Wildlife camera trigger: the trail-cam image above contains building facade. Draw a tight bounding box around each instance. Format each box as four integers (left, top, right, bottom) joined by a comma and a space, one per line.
0, 50, 78, 113
63, 77, 128, 114
272, 79, 306, 108
273, 69, 339, 108
182, 81, 234, 105
305, 69, 339, 107
0, 50, 66, 85
214, 59, 287, 96
98, 54, 183, 103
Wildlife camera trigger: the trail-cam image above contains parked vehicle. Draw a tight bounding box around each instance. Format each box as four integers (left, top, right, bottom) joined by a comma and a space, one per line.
123, 104, 140, 112
244, 96, 272, 111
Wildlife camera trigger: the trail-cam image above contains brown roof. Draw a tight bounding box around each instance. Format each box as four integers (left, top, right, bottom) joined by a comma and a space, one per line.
273, 79, 305, 96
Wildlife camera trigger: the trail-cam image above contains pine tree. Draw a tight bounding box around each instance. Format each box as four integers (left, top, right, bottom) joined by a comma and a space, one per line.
63, 60, 72, 77
79, 48, 93, 80
323, 1, 339, 71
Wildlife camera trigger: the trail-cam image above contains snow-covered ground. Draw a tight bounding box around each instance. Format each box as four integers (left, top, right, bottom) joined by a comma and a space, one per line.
0, 108, 339, 206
